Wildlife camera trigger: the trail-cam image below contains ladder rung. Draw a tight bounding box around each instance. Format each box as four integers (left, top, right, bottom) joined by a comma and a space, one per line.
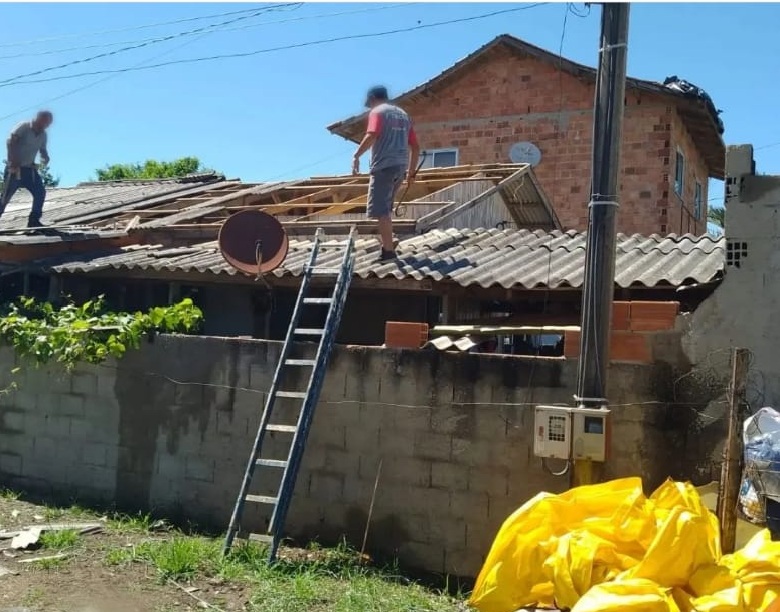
303, 297, 333, 305
310, 267, 340, 275
285, 359, 316, 366
294, 328, 324, 336
267, 424, 297, 433
256, 458, 288, 468
246, 494, 278, 505
277, 391, 306, 399
248, 533, 275, 544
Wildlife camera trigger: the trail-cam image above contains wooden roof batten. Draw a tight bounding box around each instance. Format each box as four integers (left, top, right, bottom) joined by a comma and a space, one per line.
101, 163, 558, 238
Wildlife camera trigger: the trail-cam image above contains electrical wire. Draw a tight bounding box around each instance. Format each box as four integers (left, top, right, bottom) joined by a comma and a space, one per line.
0, 3, 413, 61
521, 1, 578, 468
1, 3, 550, 88
0, 6, 289, 49
0, 3, 302, 87
0, 9, 264, 123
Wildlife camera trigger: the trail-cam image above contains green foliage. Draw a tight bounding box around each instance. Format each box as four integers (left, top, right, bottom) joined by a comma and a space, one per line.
0, 296, 203, 368
38, 165, 60, 187
95, 157, 213, 181
40, 528, 79, 550
0, 164, 60, 193
708, 205, 725, 229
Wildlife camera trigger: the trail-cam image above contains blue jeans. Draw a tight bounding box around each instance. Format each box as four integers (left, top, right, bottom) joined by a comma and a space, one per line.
0, 166, 46, 223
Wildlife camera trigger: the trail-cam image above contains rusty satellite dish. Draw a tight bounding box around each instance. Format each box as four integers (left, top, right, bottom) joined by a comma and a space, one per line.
218, 210, 289, 276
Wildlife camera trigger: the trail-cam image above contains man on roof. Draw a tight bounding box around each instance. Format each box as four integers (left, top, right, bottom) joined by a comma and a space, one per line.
352, 86, 420, 262
0, 110, 54, 228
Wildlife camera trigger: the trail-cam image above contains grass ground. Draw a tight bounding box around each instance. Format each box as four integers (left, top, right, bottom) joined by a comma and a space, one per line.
0, 488, 467, 612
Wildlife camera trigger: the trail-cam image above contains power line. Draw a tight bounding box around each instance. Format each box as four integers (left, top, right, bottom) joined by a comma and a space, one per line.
0, 6, 288, 49
755, 141, 780, 151
0, 10, 253, 123
0, 3, 411, 61
2, 3, 550, 88
0, 3, 302, 87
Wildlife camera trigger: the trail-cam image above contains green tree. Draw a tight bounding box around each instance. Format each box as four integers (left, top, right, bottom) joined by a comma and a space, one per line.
39, 165, 60, 187
0, 165, 59, 193
708, 206, 725, 229
95, 157, 213, 181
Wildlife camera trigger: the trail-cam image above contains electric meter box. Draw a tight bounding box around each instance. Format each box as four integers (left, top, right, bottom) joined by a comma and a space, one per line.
534, 406, 572, 460
571, 406, 611, 462
534, 405, 611, 462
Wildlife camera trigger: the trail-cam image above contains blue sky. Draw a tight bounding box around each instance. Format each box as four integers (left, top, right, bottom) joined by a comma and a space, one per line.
1, 1, 778, 212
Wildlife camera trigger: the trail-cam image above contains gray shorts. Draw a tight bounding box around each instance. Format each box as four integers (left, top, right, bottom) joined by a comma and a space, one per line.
367, 165, 405, 219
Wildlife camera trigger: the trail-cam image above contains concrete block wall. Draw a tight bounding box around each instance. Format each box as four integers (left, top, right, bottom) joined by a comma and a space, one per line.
401, 44, 712, 235
0, 334, 690, 577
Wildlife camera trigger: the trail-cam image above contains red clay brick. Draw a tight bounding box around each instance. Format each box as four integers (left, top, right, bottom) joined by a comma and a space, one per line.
611, 302, 631, 331
400, 47, 711, 235
564, 329, 652, 364
609, 331, 652, 364
385, 322, 429, 349
564, 330, 581, 359
629, 301, 680, 332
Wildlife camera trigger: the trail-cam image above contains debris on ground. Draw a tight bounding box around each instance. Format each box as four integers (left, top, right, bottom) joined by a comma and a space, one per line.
17, 553, 68, 564
1, 523, 102, 550
469, 477, 780, 612
9, 528, 41, 551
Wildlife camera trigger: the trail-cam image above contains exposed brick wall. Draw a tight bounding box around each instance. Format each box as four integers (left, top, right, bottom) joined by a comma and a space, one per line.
399, 46, 712, 235
668, 109, 710, 235
0, 334, 707, 578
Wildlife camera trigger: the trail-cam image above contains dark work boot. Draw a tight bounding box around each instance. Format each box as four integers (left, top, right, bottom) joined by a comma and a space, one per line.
377, 249, 397, 262
27, 218, 44, 229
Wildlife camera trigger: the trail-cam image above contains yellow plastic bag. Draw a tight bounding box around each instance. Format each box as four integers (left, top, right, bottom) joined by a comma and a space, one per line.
570, 579, 681, 612
470, 478, 648, 612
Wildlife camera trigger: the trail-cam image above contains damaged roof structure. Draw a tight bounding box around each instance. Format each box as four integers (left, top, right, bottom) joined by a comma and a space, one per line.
0, 160, 727, 342
0, 163, 724, 295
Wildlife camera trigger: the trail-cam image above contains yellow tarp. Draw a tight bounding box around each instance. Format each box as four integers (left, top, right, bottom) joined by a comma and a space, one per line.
468, 477, 780, 612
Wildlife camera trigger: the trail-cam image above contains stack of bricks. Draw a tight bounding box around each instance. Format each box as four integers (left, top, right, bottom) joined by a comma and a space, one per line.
384, 321, 430, 349
564, 301, 680, 364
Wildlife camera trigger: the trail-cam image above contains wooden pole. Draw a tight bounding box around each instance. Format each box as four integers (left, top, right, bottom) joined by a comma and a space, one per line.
717, 347, 749, 554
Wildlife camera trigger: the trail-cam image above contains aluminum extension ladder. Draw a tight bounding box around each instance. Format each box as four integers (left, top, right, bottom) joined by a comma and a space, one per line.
222, 227, 357, 561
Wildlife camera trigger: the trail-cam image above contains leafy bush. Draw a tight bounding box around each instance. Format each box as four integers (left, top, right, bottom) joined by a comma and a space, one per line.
0, 296, 203, 368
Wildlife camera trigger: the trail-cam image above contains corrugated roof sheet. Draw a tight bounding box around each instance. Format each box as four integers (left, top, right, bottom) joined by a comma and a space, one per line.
27, 228, 725, 290
0, 174, 225, 230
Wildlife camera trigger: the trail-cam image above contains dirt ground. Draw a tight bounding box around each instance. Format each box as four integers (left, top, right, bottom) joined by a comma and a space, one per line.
0, 491, 464, 612
1, 493, 274, 612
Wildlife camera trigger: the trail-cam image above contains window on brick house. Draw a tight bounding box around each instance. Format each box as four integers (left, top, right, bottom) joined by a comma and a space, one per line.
420, 148, 459, 169
694, 181, 703, 220
674, 150, 685, 197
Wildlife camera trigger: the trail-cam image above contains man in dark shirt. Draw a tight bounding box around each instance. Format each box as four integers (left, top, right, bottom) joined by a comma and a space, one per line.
352, 87, 420, 261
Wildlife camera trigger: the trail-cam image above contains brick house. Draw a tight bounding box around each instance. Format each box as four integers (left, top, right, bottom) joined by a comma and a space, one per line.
327, 34, 725, 236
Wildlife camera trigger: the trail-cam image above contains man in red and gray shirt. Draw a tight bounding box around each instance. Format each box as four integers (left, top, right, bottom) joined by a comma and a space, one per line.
352, 86, 420, 261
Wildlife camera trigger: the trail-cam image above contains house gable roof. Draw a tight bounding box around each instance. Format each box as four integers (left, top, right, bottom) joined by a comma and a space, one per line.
327, 34, 725, 179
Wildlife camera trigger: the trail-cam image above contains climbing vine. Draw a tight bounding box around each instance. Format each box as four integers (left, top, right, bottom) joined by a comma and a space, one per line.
0, 296, 203, 369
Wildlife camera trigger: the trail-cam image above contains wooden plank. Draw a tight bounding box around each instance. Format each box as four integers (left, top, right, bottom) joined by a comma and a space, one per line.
416, 167, 528, 231
718, 347, 749, 555
57, 180, 242, 226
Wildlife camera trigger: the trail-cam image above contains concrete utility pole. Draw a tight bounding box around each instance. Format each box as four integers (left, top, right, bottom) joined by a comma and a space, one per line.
572, 2, 630, 486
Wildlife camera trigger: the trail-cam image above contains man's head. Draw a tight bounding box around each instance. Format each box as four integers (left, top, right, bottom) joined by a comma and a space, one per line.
32, 110, 53, 131
364, 86, 389, 109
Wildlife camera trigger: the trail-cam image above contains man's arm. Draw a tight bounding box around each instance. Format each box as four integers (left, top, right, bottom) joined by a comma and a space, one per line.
406, 127, 420, 185
352, 111, 381, 174
39, 132, 49, 165
6, 124, 24, 169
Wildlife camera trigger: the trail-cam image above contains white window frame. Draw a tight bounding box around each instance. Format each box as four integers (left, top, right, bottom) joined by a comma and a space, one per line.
420, 148, 459, 169
674, 149, 685, 197
694, 181, 703, 220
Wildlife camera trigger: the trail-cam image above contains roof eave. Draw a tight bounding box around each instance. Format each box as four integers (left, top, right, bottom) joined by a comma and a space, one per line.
326, 34, 725, 174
